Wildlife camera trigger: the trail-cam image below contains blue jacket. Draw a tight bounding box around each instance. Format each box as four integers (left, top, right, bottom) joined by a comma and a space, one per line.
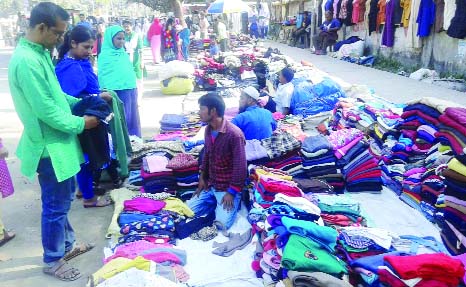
231, 105, 276, 140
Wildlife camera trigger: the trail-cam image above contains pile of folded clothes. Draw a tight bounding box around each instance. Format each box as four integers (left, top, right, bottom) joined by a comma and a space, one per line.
299, 134, 346, 193
159, 113, 202, 137
399, 167, 426, 212
166, 153, 200, 201
317, 194, 367, 227
141, 153, 176, 194
249, 166, 303, 208
117, 191, 194, 245
437, 107, 466, 155
440, 152, 466, 255
343, 148, 383, 193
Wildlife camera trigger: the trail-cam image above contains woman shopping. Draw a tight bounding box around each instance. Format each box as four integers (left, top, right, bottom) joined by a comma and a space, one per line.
55, 25, 121, 207
98, 25, 141, 137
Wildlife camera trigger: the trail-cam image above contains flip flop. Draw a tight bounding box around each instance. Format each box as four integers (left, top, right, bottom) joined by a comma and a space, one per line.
43, 259, 81, 281
0, 230, 15, 247
63, 242, 95, 261
83, 197, 112, 208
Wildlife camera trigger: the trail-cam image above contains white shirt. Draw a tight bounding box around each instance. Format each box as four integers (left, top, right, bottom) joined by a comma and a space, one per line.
274, 82, 294, 114
217, 22, 227, 40
200, 18, 209, 34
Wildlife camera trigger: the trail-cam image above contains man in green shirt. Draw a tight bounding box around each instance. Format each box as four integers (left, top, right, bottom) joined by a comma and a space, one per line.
8, 2, 101, 281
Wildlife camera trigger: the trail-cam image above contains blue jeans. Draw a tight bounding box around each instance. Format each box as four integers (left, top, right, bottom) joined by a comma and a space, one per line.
76, 163, 94, 200
187, 187, 241, 230
37, 158, 76, 263
260, 25, 268, 38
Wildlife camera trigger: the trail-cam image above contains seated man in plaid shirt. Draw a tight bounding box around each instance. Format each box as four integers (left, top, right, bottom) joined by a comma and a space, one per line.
188, 93, 247, 229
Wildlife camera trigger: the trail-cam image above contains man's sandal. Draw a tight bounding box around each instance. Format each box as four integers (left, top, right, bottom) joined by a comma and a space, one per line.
43, 259, 81, 281
63, 242, 95, 261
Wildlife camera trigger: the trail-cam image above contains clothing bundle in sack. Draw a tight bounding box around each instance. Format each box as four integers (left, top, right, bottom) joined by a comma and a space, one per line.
290, 78, 345, 117
72, 96, 113, 170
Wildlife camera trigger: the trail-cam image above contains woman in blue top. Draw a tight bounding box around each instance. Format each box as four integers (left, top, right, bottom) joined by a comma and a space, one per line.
55, 25, 116, 208
312, 11, 341, 55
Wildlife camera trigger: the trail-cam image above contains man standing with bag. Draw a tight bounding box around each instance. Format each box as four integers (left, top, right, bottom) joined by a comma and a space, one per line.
8, 2, 103, 281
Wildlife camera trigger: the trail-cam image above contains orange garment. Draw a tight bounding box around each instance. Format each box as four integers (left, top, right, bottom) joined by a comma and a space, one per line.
377, 0, 387, 31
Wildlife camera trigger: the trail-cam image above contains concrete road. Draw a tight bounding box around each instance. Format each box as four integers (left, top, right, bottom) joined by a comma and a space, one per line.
0, 42, 464, 286
0, 47, 174, 287
265, 41, 466, 105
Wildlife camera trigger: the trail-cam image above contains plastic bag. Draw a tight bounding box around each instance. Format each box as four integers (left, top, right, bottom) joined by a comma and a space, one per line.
290, 78, 345, 117
158, 60, 195, 81
161, 77, 194, 95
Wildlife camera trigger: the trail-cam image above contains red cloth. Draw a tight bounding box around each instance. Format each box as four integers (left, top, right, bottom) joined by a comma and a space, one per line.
401, 110, 440, 126
321, 214, 363, 226
141, 168, 173, 179
439, 113, 466, 137
347, 171, 382, 182
147, 18, 162, 39
384, 253, 465, 286
435, 131, 465, 155
378, 269, 408, 287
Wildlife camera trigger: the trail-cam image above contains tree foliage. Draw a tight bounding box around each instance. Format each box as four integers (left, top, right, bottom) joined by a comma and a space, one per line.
128, 0, 185, 25
127, 0, 173, 12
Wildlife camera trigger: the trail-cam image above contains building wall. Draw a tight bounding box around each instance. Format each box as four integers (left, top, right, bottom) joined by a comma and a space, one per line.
341, 25, 466, 76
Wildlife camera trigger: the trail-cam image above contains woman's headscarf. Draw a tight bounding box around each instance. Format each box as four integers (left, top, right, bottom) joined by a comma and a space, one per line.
98, 25, 136, 91
147, 18, 162, 38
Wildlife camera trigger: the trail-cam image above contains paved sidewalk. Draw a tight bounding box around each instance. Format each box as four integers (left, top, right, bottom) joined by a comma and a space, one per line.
265, 41, 466, 105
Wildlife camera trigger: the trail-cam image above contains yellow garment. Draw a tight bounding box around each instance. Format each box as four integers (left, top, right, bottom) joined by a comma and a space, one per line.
89, 256, 152, 287
163, 197, 194, 217
438, 144, 452, 153
400, 0, 411, 27
374, 124, 384, 139
256, 168, 293, 181
448, 159, 466, 178
107, 188, 139, 238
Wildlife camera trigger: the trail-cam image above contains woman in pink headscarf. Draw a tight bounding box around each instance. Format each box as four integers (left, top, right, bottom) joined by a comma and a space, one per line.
147, 18, 163, 64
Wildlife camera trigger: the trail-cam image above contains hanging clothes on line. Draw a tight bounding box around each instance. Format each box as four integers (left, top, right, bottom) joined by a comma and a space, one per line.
416, 0, 436, 37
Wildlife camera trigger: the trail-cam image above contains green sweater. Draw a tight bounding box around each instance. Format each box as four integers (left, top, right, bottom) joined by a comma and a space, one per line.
8, 38, 85, 182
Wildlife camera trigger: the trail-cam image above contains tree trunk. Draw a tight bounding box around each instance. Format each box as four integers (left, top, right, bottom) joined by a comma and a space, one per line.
171, 0, 186, 27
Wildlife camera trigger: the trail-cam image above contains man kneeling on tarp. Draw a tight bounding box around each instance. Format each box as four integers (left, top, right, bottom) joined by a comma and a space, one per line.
187, 93, 247, 229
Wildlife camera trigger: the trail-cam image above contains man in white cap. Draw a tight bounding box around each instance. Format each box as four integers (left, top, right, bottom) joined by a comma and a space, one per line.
231, 86, 277, 140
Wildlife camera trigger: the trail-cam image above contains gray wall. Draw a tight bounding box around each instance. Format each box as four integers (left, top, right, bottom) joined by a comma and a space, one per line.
341, 25, 466, 76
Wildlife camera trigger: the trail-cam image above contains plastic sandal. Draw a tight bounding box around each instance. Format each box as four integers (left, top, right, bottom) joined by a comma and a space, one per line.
0, 229, 15, 247
63, 242, 95, 261
43, 259, 81, 281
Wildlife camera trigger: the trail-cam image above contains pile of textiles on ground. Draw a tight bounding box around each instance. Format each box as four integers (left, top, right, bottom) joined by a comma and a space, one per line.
158, 113, 202, 137
317, 194, 367, 227
248, 166, 303, 208
89, 189, 197, 286
371, 99, 466, 223
298, 134, 344, 193
246, 174, 349, 286
329, 98, 403, 134
166, 153, 199, 201
440, 151, 466, 255
247, 131, 303, 176
245, 161, 466, 287
141, 153, 176, 194
334, 128, 383, 193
